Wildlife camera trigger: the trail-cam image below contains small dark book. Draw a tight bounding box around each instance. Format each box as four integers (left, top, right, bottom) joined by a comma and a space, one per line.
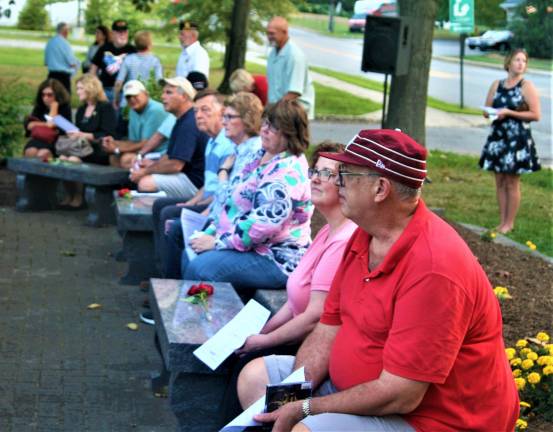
265, 381, 313, 413
242, 381, 313, 431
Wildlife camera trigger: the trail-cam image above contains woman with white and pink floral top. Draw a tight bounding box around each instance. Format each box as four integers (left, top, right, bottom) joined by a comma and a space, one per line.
183, 100, 313, 295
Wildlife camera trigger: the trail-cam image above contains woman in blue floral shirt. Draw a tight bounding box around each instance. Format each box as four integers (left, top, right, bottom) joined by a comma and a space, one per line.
184, 100, 313, 295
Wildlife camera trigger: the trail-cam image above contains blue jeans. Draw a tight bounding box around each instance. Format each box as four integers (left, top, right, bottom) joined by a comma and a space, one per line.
155, 200, 208, 277
182, 249, 288, 296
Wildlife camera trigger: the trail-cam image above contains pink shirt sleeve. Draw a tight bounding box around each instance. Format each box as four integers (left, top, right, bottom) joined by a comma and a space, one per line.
287, 221, 357, 316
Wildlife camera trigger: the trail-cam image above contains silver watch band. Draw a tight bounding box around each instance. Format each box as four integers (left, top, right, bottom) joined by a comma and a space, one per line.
301, 398, 312, 418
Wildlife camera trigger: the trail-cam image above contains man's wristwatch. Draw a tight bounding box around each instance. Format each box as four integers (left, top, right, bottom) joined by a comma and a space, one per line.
114, 147, 121, 155
301, 398, 312, 418
217, 167, 230, 175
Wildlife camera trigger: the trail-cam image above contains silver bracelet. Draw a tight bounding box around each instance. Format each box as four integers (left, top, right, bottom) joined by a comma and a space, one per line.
301, 398, 312, 418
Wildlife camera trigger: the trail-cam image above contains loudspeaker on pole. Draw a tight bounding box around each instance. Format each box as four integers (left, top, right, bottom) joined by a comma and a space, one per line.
361, 16, 411, 76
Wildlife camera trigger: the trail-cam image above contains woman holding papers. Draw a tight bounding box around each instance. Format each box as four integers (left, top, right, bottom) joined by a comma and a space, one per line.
479, 49, 541, 234
219, 141, 357, 424
183, 100, 313, 294
23, 79, 72, 160
58, 74, 117, 209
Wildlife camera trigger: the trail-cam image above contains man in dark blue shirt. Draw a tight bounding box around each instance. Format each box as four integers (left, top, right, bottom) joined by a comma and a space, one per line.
129, 77, 208, 198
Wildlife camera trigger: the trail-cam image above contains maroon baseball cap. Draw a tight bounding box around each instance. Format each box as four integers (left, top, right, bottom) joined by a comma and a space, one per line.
320, 129, 427, 189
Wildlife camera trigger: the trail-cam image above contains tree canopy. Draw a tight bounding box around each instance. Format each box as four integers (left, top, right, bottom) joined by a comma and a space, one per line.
156, 0, 295, 44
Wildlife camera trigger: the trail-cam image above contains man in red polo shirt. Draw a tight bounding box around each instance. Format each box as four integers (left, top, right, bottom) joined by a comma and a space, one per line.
237, 129, 519, 431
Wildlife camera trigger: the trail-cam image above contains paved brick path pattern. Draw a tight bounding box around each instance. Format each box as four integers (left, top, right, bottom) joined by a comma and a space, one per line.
0, 207, 176, 431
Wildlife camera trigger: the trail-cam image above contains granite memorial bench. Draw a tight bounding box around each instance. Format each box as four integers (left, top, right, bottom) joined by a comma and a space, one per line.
253, 289, 287, 315
7, 157, 129, 227
149, 278, 244, 432
114, 193, 158, 285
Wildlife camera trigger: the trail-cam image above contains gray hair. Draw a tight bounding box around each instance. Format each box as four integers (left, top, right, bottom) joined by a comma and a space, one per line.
390, 179, 421, 200
56, 22, 68, 34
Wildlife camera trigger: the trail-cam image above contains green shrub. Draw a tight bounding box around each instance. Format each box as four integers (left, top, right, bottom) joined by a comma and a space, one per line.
510, 0, 553, 60
17, 0, 49, 31
84, 0, 113, 34
0, 79, 27, 159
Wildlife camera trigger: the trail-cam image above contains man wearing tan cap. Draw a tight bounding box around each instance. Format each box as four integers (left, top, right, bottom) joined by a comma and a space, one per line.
102, 80, 170, 168
176, 21, 210, 79
236, 129, 518, 432
129, 77, 208, 198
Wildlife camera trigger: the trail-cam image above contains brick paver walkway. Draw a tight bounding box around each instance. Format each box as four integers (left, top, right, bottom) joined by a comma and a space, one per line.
0, 207, 176, 431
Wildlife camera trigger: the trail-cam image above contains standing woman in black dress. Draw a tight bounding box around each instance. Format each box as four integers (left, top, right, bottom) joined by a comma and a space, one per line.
479, 49, 541, 234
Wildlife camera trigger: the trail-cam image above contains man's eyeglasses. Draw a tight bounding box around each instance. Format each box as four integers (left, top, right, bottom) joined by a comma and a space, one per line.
337, 169, 381, 187
308, 168, 337, 182
222, 114, 241, 121
261, 119, 279, 134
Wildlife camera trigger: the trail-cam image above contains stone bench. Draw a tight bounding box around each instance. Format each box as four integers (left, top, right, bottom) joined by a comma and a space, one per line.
7, 157, 130, 227
114, 193, 158, 285
149, 278, 244, 431
253, 289, 287, 315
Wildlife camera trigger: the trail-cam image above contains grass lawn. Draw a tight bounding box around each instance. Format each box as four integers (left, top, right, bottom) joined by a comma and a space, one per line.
290, 13, 362, 39
244, 61, 380, 116
424, 150, 553, 256
463, 53, 552, 71
311, 66, 482, 115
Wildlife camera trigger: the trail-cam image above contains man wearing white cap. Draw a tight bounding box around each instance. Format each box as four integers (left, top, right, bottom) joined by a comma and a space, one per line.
129, 77, 209, 199
236, 130, 518, 432
102, 80, 170, 168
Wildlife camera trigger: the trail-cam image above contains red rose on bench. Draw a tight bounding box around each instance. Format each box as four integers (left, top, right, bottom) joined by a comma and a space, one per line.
187, 282, 214, 296
185, 282, 214, 321
118, 188, 132, 199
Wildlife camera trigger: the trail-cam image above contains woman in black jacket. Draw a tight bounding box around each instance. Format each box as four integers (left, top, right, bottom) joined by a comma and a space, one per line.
60, 74, 117, 208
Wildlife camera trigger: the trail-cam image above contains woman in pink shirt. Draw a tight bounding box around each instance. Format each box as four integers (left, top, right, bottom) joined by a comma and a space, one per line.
220, 142, 357, 424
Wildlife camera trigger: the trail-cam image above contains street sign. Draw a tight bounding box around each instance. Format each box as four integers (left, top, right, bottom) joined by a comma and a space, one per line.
449, 0, 474, 33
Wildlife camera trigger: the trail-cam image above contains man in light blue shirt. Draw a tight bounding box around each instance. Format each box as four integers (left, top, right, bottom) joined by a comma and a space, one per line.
44, 22, 79, 94
101, 80, 170, 168
266, 16, 315, 119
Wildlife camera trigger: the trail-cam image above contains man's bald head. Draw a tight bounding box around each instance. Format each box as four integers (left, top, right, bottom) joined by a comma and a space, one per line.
267, 16, 289, 49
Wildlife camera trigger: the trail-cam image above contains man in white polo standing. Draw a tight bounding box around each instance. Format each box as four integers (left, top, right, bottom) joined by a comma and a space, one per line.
176, 21, 210, 80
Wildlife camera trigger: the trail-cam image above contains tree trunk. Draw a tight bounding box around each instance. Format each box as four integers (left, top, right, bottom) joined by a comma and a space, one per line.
218, 0, 251, 94
385, 0, 437, 146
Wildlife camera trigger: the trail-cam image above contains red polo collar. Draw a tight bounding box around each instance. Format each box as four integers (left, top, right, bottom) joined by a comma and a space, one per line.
349, 199, 429, 277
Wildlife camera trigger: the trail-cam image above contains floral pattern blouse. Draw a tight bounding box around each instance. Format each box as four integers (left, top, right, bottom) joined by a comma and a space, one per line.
204, 148, 313, 276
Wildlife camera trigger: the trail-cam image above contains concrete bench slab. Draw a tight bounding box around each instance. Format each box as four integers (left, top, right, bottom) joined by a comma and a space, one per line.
253, 289, 287, 315
8, 157, 129, 227
114, 193, 157, 285
149, 278, 244, 431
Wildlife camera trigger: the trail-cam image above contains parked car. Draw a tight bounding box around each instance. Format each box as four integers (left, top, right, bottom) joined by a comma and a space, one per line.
466, 30, 514, 52
373, 2, 398, 17
348, 12, 367, 32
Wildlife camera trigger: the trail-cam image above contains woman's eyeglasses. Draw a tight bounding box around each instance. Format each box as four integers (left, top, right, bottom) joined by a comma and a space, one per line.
261, 119, 279, 134
222, 114, 241, 121
308, 168, 337, 182
42, 92, 55, 98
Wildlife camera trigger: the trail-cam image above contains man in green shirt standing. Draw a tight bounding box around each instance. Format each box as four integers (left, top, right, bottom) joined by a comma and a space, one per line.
266, 16, 315, 119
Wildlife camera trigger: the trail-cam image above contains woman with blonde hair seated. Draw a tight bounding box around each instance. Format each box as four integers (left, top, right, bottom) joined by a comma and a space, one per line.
220, 141, 357, 423
59, 73, 117, 208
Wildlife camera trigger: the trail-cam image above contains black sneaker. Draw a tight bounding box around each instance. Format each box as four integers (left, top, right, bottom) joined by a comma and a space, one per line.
139, 311, 155, 325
